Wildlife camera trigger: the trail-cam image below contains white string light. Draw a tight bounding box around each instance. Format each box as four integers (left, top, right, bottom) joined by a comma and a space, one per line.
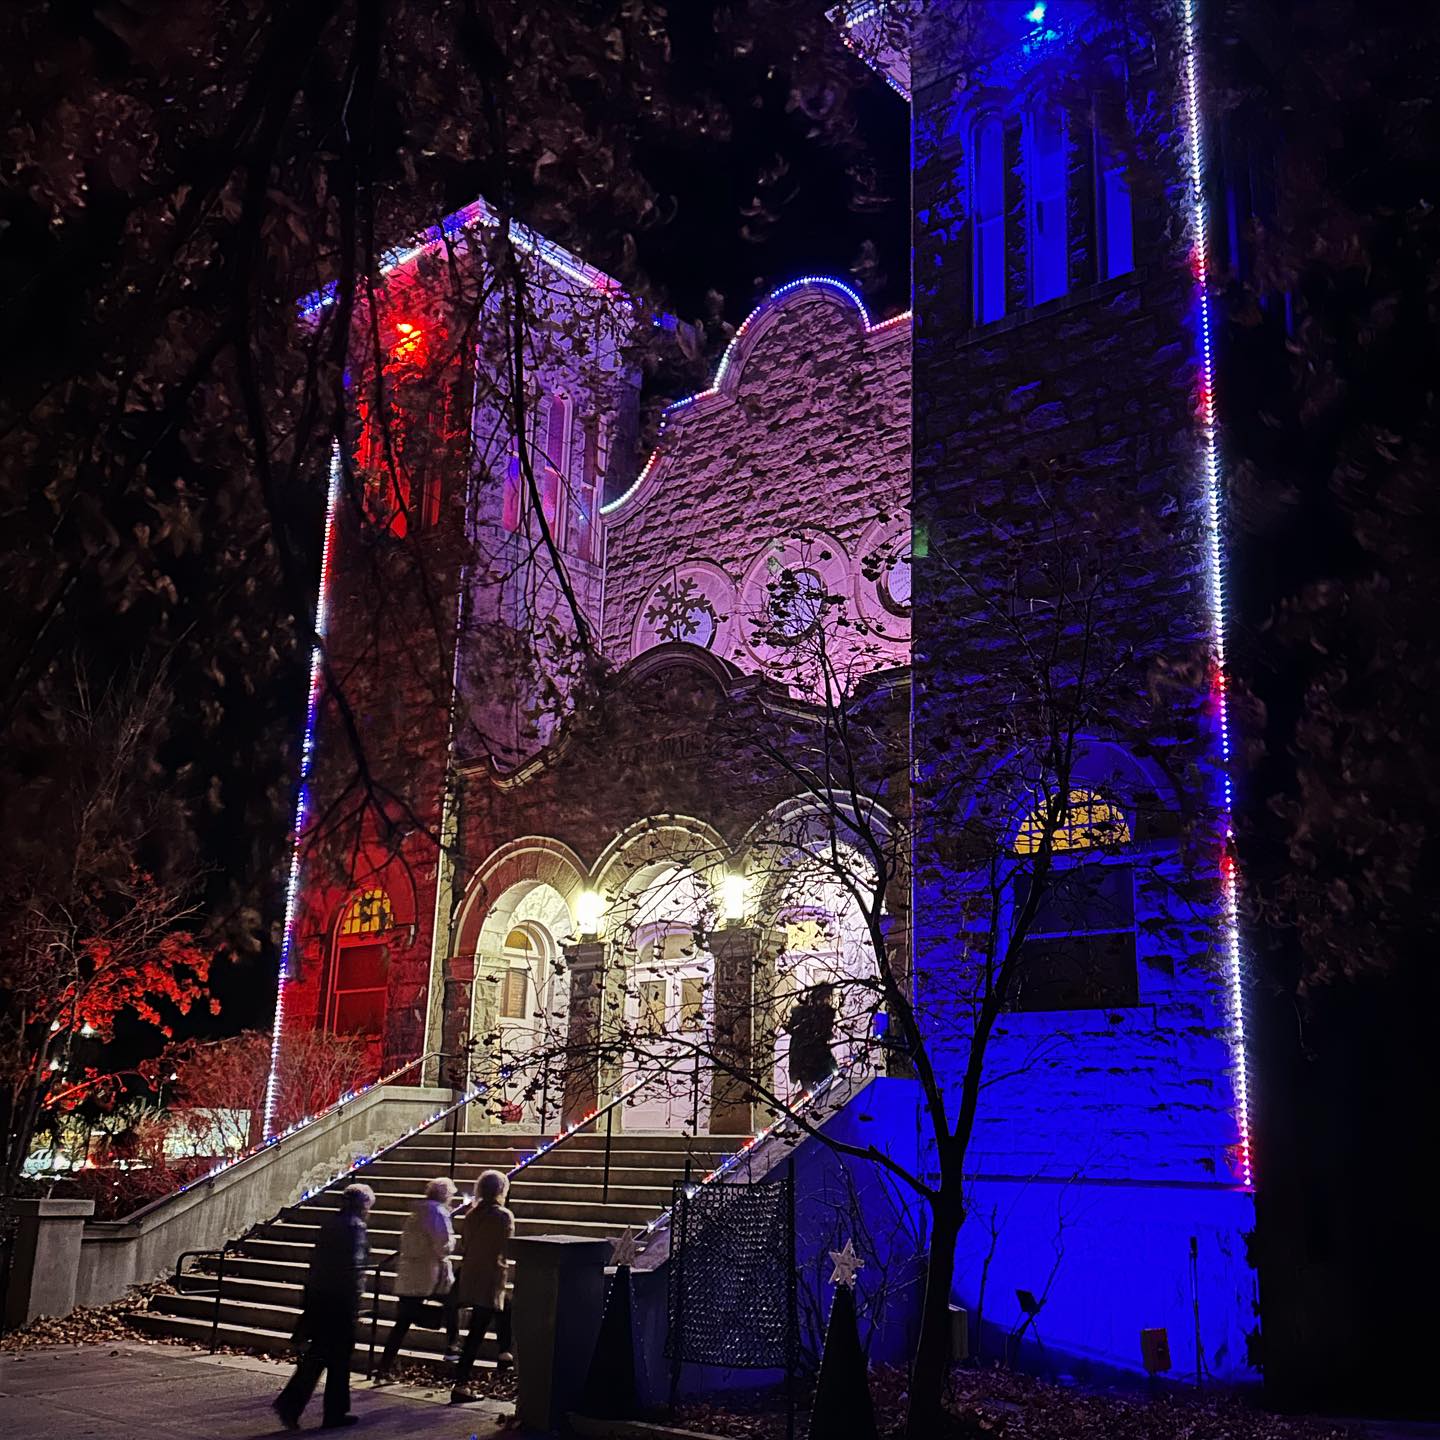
262, 446, 343, 1140
1180, 0, 1253, 1189
297, 196, 623, 321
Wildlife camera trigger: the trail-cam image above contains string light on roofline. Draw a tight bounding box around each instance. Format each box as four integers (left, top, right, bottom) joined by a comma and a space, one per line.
602, 281, 911, 517
296, 196, 625, 321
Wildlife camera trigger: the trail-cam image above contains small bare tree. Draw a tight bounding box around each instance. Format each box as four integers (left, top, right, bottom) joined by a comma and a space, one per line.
481, 458, 1217, 1436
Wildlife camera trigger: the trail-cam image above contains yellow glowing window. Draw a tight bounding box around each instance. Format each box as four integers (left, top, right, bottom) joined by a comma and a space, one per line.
1014, 790, 1131, 855
339, 888, 394, 937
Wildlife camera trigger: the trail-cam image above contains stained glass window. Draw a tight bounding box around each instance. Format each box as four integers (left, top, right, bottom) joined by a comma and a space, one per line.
1014, 789, 1131, 855
339, 888, 394, 937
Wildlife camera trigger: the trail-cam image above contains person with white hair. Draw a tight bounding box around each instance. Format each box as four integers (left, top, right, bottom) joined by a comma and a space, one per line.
375, 1176, 460, 1377
450, 1168, 515, 1405
275, 1182, 375, 1430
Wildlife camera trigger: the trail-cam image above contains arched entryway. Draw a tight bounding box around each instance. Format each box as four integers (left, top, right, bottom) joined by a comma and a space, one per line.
449, 839, 587, 1130
617, 865, 715, 1131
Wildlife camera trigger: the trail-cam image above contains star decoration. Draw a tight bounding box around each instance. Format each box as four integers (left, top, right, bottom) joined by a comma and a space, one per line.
828, 1238, 864, 1289
610, 1229, 642, 1268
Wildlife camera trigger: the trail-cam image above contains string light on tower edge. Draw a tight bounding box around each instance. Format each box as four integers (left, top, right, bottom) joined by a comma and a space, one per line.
1179, 0, 1253, 1189
262, 444, 343, 1140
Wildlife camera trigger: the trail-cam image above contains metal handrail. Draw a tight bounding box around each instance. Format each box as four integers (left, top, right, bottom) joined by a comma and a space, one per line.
169, 1077, 484, 1373
172, 1239, 242, 1352
360, 1066, 680, 1374
640, 1059, 860, 1246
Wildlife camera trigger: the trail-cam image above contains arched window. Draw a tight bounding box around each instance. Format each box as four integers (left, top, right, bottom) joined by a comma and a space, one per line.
972, 113, 1007, 324
570, 415, 609, 562
1094, 87, 1134, 280
1011, 790, 1137, 1011
1014, 789, 1131, 854
534, 391, 572, 541
1025, 103, 1068, 305
354, 320, 446, 538
499, 927, 535, 1019
328, 889, 394, 1036
501, 437, 523, 534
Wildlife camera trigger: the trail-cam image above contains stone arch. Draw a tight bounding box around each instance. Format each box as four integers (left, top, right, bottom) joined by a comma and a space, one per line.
441, 837, 591, 1127
454, 836, 590, 958
591, 814, 732, 935
738, 794, 896, 1101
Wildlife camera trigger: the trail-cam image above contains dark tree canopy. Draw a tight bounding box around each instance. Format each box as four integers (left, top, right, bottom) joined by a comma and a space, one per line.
0, 1, 906, 989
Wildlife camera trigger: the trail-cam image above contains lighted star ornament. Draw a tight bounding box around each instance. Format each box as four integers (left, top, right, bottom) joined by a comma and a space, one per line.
828, 1239, 864, 1289
610, 1229, 642, 1269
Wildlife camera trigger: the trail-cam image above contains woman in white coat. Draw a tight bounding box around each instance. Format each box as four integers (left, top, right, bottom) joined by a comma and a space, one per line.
376, 1176, 458, 1375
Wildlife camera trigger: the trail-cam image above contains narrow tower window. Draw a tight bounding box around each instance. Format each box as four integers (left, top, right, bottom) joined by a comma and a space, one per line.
1026, 104, 1069, 305
1095, 100, 1134, 279
972, 114, 1007, 325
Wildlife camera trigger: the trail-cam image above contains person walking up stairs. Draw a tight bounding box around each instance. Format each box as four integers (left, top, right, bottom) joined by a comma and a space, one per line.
374, 1176, 459, 1379
451, 1169, 515, 1405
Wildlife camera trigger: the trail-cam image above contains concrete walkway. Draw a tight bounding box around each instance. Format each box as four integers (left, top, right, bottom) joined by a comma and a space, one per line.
0, 1341, 515, 1439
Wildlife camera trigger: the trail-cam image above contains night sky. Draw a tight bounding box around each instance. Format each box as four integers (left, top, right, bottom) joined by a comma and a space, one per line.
631, 5, 910, 324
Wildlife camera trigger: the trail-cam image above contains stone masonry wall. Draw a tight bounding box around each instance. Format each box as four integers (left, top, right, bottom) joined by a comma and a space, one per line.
601, 283, 910, 679
910, 2, 1256, 1377
912, 0, 1243, 1187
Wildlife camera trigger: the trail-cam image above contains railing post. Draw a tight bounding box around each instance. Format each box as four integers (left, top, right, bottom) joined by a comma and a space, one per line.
367, 1264, 381, 1376
210, 1246, 226, 1354
602, 1106, 614, 1205
785, 1157, 797, 1440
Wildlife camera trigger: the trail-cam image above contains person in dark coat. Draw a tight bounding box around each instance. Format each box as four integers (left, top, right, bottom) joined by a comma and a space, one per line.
785, 982, 838, 1089
274, 1182, 375, 1430
450, 1169, 515, 1405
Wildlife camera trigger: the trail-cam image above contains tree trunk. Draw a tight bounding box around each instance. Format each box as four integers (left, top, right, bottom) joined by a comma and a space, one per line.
905, 1196, 964, 1440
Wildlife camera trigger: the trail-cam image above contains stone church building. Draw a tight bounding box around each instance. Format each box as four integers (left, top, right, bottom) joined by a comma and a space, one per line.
271, 0, 1258, 1382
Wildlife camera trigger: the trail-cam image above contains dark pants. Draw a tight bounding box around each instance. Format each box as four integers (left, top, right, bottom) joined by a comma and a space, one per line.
453, 1305, 498, 1387
381, 1294, 460, 1364
278, 1309, 355, 1423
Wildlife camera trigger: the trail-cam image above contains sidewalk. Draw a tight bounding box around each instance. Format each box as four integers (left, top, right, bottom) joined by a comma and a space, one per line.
0, 1340, 515, 1439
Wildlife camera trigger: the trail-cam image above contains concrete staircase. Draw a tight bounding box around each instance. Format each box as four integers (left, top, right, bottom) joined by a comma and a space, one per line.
135, 1126, 734, 1370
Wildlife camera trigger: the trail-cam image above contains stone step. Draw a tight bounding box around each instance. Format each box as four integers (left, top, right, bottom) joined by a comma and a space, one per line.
358, 1145, 732, 1175
278, 1197, 667, 1233
355, 1163, 699, 1188
298, 1180, 676, 1212
148, 1288, 508, 1348
172, 1271, 516, 1314
141, 1115, 729, 1363
187, 1254, 525, 1296
402, 1130, 727, 1153
129, 1310, 500, 1372
237, 1216, 643, 1267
